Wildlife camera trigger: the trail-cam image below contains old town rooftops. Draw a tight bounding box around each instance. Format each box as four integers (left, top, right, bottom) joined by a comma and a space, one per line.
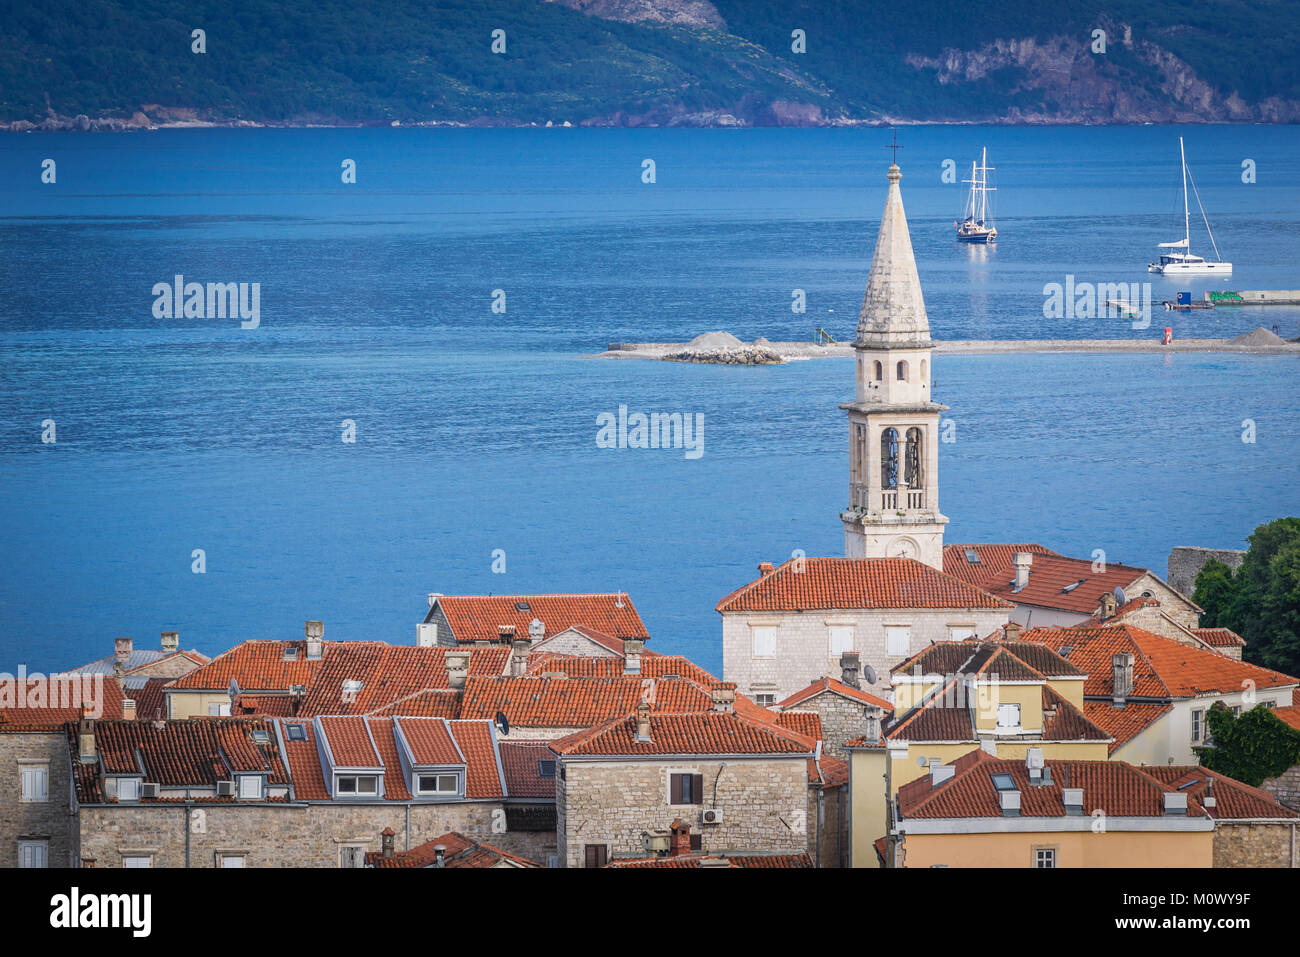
778, 676, 892, 711
1020, 624, 1297, 699
367, 832, 541, 868
549, 710, 816, 758
426, 592, 649, 644
715, 557, 1013, 613
891, 639, 1085, 682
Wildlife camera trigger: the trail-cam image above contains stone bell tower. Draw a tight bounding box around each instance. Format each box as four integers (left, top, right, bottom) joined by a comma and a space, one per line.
840, 161, 948, 569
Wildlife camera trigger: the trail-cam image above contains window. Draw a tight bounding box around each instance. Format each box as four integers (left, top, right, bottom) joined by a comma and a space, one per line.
339, 846, 366, 868
947, 625, 976, 642
669, 773, 704, 806
18, 841, 47, 869
219, 854, 245, 868
209, 703, 231, 717
117, 778, 141, 802
250, 729, 270, 745
336, 775, 378, 796
873, 360, 882, 381
991, 773, 1016, 791
416, 773, 458, 795
885, 625, 910, 657
286, 724, 307, 742
237, 775, 263, 800
996, 703, 1021, 730
964, 549, 980, 564
584, 844, 608, 869
828, 625, 854, 657
283, 647, 299, 661
1191, 709, 1204, 743
896, 360, 908, 381
751, 626, 776, 658
122, 856, 152, 868
881, 428, 899, 489
20, 765, 48, 803
754, 693, 776, 708
1034, 847, 1056, 869
538, 760, 556, 779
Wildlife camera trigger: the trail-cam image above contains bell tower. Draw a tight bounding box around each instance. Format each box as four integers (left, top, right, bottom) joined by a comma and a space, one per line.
840, 161, 948, 569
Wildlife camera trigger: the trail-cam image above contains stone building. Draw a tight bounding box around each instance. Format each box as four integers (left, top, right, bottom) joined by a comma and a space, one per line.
420, 591, 648, 648
1168, 546, 1246, 600
777, 657, 892, 759
367, 830, 542, 868
718, 556, 1012, 704
549, 700, 817, 868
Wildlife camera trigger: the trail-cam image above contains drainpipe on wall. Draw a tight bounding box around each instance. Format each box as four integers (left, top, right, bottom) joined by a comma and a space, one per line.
183, 802, 191, 869
815, 788, 824, 869
405, 804, 412, 851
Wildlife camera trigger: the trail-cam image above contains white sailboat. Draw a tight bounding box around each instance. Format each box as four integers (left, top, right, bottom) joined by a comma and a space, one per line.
1148, 137, 1231, 275
955, 147, 996, 243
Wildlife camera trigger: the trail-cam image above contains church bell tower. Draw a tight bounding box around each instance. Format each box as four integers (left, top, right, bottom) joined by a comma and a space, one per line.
840, 160, 948, 569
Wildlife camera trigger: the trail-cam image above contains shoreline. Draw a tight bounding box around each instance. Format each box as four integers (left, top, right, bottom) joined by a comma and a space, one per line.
589, 338, 1300, 361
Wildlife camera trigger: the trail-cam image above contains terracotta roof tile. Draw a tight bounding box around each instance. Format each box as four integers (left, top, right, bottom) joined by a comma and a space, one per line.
1191, 627, 1246, 649
550, 710, 816, 757
393, 716, 462, 766
775, 710, 823, 741
1141, 766, 1297, 821
715, 557, 1012, 613
432, 593, 648, 645
1273, 705, 1300, 733
605, 852, 813, 868
778, 676, 891, 710
0, 676, 126, 730
498, 741, 556, 799
317, 716, 383, 768
368, 832, 541, 868
460, 674, 714, 729
942, 544, 1160, 615
1083, 701, 1173, 754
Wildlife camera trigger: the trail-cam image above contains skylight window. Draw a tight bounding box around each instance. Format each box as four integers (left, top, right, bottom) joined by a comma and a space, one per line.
963, 549, 980, 564
990, 773, 1016, 791
286, 724, 307, 742
250, 729, 270, 745
283, 647, 299, 661
515, 601, 531, 612
538, 759, 556, 779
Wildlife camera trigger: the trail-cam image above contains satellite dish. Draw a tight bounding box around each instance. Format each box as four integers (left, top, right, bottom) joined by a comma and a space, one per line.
494, 711, 510, 736
1114, 586, 1126, 605
863, 665, 878, 686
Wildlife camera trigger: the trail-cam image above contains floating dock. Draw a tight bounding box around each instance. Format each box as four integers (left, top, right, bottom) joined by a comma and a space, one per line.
1205, 290, 1300, 306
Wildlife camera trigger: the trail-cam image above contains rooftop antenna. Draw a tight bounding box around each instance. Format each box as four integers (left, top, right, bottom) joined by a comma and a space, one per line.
884, 127, 903, 166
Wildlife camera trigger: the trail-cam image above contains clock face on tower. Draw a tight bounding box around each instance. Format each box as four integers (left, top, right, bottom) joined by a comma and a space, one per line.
886, 537, 918, 560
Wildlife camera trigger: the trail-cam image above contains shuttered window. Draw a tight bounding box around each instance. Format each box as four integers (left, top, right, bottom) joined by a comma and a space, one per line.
584, 844, 607, 869
670, 772, 704, 805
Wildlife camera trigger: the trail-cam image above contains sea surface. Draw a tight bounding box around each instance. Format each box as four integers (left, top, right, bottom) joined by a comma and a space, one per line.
1, 125, 1298, 673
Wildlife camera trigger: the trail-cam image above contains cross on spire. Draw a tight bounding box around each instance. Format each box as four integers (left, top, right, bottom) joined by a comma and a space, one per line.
884, 127, 903, 166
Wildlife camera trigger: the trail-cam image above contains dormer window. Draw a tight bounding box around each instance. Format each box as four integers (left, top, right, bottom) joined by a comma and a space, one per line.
237, 775, 264, 800
415, 773, 459, 796
117, 778, 142, 802
336, 775, 378, 796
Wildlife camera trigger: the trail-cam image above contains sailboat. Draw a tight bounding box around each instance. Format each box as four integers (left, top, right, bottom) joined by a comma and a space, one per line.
1148, 137, 1231, 275
955, 148, 996, 243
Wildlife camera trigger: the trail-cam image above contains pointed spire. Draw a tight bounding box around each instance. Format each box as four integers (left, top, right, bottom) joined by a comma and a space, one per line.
856, 163, 931, 348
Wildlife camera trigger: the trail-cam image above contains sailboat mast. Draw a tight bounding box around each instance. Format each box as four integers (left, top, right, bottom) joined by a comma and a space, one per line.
979, 147, 987, 222
1180, 136, 1190, 248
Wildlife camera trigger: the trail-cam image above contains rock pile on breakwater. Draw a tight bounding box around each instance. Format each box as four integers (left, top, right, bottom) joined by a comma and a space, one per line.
661, 331, 785, 365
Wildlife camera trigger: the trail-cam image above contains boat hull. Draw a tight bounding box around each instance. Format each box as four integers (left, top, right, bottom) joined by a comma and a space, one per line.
1149, 262, 1233, 275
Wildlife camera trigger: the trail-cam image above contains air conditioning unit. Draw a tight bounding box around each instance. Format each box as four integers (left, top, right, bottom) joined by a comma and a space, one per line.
216, 780, 235, 797
140, 782, 160, 799
701, 808, 723, 825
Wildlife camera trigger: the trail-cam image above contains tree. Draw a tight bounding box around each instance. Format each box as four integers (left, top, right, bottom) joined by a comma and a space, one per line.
1195, 702, 1300, 787
1193, 517, 1300, 676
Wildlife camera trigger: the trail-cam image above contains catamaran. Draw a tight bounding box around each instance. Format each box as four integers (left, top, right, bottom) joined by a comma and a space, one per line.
955, 148, 996, 243
1148, 137, 1231, 276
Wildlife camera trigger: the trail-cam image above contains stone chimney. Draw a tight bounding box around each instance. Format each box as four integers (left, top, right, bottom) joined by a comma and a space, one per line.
863, 712, 881, 744
305, 621, 324, 660
757, 562, 775, 576
114, 636, 132, 666
1111, 652, 1134, 705
78, 716, 96, 763
446, 650, 471, 690
380, 827, 395, 859
427, 592, 441, 609
669, 819, 692, 857
510, 639, 530, 678
710, 682, 736, 713
121, 699, 136, 722
433, 844, 447, 867
1003, 621, 1022, 642
622, 638, 644, 676
1012, 553, 1033, 592
840, 651, 861, 689
497, 624, 516, 644
635, 701, 652, 742
160, 631, 179, 654
112, 659, 125, 692
1098, 592, 1118, 620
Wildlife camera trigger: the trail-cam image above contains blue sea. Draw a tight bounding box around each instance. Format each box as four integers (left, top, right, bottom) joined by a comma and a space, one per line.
2, 125, 1298, 673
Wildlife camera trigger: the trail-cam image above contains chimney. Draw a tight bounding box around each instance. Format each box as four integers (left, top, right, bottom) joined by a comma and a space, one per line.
862, 712, 881, 744
635, 701, 652, 742
1003, 621, 1022, 642
427, 592, 441, 609
497, 624, 517, 644
1012, 553, 1033, 592
160, 631, 179, 654
710, 682, 736, 713
1204, 778, 1216, 808
305, 621, 324, 660
510, 639, 530, 677
757, 562, 775, 577
380, 827, 395, 859
669, 819, 692, 857
113, 659, 125, 692
433, 844, 447, 867
78, 717, 96, 764
114, 636, 133, 666
839, 651, 861, 689
1111, 652, 1133, 705
121, 699, 137, 722
446, 650, 471, 690
1098, 592, 1118, 620
622, 638, 644, 675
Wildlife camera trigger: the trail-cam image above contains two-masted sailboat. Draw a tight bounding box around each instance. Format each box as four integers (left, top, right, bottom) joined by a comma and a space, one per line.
955, 148, 996, 243
1148, 137, 1232, 275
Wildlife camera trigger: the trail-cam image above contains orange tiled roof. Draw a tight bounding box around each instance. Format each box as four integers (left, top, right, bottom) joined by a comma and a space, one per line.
1141, 766, 1297, 821
775, 710, 823, 741
884, 676, 1108, 745
1191, 627, 1246, 649
432, 593, 649, 644
1273, 705, 1300, 733
368, 832, 540, 868
942, 544, 1169, 616
0, 676, 127, 731
1022, 624, 1297, 699
1083, 701, 1173, 754
393, 715, 462, 765
525, 653, 719, 690
605, 852, 813, 868
550, 710, 816, 758
899, 753, 1204, 820
715, 557, 1013, 613
498, 741, 556, 799
459, 674, 714, 729
778, 676, 892, 711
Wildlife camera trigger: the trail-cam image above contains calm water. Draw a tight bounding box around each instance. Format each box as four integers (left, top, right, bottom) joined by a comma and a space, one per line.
2, 126, 1298, 672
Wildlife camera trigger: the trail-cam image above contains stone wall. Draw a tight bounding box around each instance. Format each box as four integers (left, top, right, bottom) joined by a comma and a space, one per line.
1212, 821, 1296, 868
76, 799, 556, 867
785, 695, 879, 760
1168, 547, 1246, 600
556, 757, 809, 868
723, 606, 1010, 704
1262, 765, 1300, 812
0, 731, 73, 867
